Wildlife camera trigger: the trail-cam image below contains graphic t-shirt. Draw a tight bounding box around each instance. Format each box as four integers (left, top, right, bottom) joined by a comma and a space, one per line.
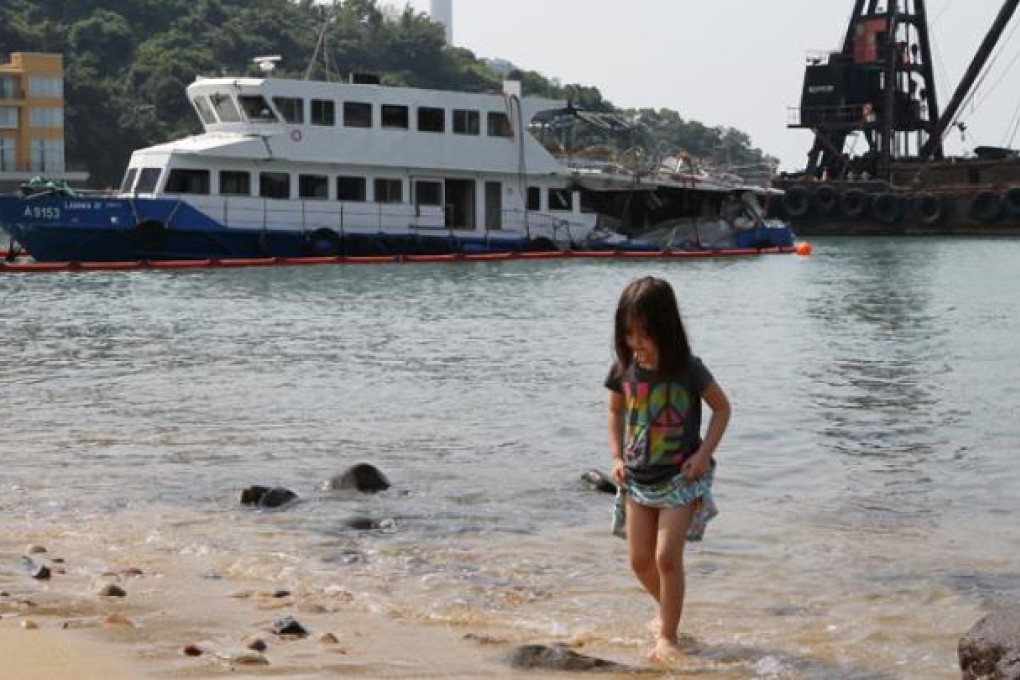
605, 356, 714, 485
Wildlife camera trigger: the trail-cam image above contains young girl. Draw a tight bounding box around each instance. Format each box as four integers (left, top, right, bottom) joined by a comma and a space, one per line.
605, 276, 731, 662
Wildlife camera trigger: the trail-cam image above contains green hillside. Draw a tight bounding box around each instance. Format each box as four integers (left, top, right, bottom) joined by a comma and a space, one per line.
0, 0, 777, 187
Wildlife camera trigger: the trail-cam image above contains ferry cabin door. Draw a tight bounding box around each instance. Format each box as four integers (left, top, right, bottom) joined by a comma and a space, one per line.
484, 181, 501, 231
413, 178, 444, 228
443, 179, 475, 230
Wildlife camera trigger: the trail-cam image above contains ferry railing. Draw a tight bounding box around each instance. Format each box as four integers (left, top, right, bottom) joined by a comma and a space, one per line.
156, 194, 592, 249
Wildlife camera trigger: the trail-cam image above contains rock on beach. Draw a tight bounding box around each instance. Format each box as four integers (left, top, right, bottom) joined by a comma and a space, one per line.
960, 604, 1020, 680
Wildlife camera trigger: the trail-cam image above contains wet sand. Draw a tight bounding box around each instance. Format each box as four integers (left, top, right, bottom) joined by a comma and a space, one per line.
0, 536, 650, 680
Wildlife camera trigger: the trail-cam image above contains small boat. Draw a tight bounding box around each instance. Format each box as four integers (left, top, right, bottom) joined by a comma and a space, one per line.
0, 65, 793, 263
771, 0, 1020, 235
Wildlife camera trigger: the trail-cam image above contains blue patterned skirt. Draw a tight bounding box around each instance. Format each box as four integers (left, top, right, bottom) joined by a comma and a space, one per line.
612, 469, 718, 542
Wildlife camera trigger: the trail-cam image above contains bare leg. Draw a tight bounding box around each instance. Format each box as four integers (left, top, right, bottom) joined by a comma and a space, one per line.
649, 502, 695, 661
625, 498, 661, 603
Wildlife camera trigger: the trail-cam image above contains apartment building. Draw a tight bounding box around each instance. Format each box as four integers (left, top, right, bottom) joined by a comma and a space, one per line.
0, 52, 88, 193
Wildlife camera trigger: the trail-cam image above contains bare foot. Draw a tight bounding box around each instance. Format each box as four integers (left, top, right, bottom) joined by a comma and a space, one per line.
647, 635, 685, 663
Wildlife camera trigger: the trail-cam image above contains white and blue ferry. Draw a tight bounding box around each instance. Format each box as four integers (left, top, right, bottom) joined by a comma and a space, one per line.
0, 67, 793, 262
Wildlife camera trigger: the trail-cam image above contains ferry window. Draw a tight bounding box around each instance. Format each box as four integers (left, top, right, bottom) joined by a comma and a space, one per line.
311, 99, 335, 126
453, 109, 480, 135
299, 174, 328, 199
0, 138, 14, 172
166, 169, 210, 195
193, 96, 217, 124
549, 188, 572, 211
220, 171, 250, 196
119, 168, 138, 193
580, 191, 596, 214
273, 97, 304, 124
527, 187, 541, 211
238, 95, 277, 122
414, 180, 442, 206
259, 172, 291, 199
344, 101, 372, 128
135, 168, 162, 193
381, 105, 409, 129
337, 176, 366, 201
374, 178, 403, 203
487, 112, 513, 137
210, 93, 241, 122
418, 107, 445, 133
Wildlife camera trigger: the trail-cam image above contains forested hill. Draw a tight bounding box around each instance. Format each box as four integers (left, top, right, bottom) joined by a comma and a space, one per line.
0, 0, 778, 188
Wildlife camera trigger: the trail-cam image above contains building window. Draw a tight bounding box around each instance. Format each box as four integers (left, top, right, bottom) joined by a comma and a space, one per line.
30, 108, 63, 128
273, 97, 304, 124
0, 76, 17, 100
299, 174, 328, 199
220, 171, 251, 195
414, 180, 442, 206
193, 96, 218, 124
165, 169, 210, 195
28, 76, 62, 98
119, 168, 137, 193
259, 172, 291, 199
30, 138, 63, 172
310, 99, 335, 126
238, 95, 276, 122
453, 109, 480, 135
417, 107, 445, 133
344, 101, 372, 128
374, 178, 402, 203
0, 107, 17, 129
487, 111, 513, 137
381, 105, 409, 129
0, 137, 16, 172
337, 176, 366, 201
527, 187, 541, 211
209, 93, 241, 122
549, 188, 573, 211
135, 168, 162, 193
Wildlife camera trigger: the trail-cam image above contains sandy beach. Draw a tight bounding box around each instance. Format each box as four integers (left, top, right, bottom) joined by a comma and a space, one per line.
0, 533, 645, 680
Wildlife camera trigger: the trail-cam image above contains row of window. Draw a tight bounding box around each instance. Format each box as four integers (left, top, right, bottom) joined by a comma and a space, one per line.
124, 167, 576, 211
0, 106, 64, 129
193, 92, 514, 137
0, 137, 64, 172
0, 76, 63, 100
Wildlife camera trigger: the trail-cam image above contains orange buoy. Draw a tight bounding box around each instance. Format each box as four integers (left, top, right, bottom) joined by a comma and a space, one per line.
795, 241, 813, 257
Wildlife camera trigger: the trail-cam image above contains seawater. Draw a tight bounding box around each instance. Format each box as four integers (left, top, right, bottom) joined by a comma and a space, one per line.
2, 239, 1019, 678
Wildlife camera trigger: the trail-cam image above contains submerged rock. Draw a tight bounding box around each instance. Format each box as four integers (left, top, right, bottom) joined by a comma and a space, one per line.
240, 485, 298, 508
580, 469, 617, 494
960, 604, 1020, 680
326, 463, 391, 493
502, 644, 642, 673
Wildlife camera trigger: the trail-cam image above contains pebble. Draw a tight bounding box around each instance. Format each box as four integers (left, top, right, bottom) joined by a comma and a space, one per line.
25, 545, 47, 555
20, 619, 39, 630
243, 637, 268, 652
31, 565, 51, 580
317, 632, 339, 644
98, 584, 127, 597
182, 644, 204, 657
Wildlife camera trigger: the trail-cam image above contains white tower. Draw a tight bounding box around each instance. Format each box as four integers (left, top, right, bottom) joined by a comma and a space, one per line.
429, 0, 453, 45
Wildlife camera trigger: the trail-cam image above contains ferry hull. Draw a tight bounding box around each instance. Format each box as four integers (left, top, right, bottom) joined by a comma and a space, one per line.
1, 194, 795, 262
0, 195, 547, 262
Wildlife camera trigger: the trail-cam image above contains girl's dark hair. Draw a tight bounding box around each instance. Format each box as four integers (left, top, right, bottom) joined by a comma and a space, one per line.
612, 276, 692, 379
